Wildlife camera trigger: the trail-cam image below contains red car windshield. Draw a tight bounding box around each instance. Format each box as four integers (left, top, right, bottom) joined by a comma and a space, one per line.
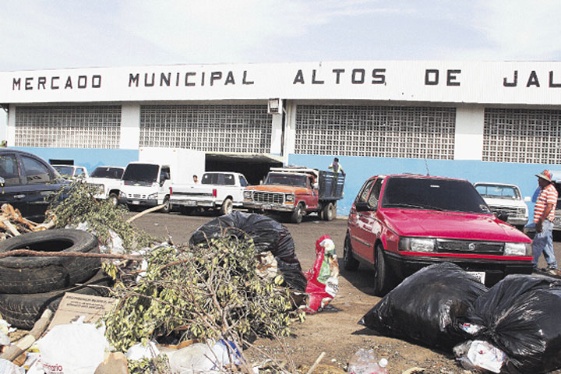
381, 177, 490, 213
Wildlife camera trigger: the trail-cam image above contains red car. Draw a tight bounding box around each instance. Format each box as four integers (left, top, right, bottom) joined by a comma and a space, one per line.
344, 174, 533, 295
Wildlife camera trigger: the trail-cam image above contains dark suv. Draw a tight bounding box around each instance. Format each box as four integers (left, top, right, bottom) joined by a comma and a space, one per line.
0, 149, 69, 222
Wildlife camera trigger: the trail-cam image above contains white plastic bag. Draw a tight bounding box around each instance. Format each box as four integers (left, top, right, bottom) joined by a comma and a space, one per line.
37, 322, 109, 374
168, 340, 241, 374
0, 358, 26, 374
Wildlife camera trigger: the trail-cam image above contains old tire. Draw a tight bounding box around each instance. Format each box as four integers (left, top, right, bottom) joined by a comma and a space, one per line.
322, 202, 336, 221
343, 232, 359, 271
373, 244, 396, 296
0, 229, 101, 294
290, 204, 304, 224
220, 198, 233, 215
0, 270, 113, 330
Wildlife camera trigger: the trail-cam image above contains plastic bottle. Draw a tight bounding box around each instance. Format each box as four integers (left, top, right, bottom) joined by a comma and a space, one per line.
347, 348, 389, 374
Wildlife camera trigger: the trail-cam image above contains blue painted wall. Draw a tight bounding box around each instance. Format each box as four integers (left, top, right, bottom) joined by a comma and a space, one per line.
13, 147, 139, 173
11, 147, 553, 220
289, 154, 552, 218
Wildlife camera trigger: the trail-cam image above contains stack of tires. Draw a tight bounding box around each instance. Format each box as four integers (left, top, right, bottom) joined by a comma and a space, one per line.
0, 229, 113, 330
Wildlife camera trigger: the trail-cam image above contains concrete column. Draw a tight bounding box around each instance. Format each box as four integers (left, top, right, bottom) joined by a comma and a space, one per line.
454, 105, 485, 160
120, 104, 141, 150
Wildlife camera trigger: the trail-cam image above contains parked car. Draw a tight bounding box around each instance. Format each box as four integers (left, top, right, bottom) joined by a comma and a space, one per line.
86, 166, 125, 206
344, 174, 533, 296
473, 182, 529, 229
52, 164, 89, 180
170, 171, 249, 215
0, 149, 69, 221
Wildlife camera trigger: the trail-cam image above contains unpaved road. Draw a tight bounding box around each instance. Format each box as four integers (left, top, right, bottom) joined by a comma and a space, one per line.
130, 211, 561, 374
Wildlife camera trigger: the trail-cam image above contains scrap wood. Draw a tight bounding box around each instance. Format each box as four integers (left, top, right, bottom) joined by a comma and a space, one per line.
0, 204, 56, 237
126, 203, 166, 223
0, 309, 53, 362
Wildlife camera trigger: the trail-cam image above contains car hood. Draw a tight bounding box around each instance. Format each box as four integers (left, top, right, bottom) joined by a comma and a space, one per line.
246, 185, 309, 194
382, 209, 531, 242
86, 177, 122, 185
482, 197, 527, 209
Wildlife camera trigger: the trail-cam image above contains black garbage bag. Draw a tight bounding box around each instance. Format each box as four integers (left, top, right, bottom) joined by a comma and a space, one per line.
466, 274, 561, 373
189, 211, 307, 291
360, 262, 488, 350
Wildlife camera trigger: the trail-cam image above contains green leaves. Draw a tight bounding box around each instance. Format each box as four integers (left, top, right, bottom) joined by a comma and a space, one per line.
103, 237, 297, 353
49, 181, 155, 250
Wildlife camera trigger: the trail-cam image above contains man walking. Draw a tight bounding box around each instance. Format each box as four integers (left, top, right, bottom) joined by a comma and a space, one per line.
532, 169, 558, 273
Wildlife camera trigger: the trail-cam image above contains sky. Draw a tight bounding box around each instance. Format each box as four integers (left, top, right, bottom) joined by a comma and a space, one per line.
1, 0, 561, 73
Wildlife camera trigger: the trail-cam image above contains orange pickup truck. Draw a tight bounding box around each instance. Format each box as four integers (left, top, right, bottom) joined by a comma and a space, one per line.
243, 167, 345, 223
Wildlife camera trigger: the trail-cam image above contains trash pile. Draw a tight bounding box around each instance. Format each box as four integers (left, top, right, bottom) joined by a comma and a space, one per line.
0, 182, 341, 373
361, 262, 561, 373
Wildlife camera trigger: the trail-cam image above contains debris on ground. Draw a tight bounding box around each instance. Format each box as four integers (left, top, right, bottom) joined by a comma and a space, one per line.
0, 183, 317, 373
361, 262, 561, 373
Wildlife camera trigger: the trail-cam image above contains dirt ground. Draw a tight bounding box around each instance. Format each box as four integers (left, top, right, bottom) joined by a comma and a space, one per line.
129, 211, 561, 374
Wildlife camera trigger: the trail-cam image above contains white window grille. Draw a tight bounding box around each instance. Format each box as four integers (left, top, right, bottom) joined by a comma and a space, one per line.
14, 106, 121, 148
139, 105, 271, 153
483, 108, 561, 164
295, 105, 456, 159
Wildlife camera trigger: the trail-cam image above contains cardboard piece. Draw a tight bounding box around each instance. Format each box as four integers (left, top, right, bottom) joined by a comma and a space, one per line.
48, 292, 118, 330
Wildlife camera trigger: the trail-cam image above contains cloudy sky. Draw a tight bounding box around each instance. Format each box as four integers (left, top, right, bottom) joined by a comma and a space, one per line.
1, 0, 561, 72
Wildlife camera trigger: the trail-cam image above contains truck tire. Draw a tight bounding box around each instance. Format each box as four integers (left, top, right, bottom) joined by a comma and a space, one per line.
108, 192, 119, 207
220, 198, 233, 215
322, 202, 336, 221
0, 229, 101, 294
0, 270, 113, 330
290, 204, 304, 224
161, 196, 171, 213
343, 232, 359, 271
374, 244, 397, 296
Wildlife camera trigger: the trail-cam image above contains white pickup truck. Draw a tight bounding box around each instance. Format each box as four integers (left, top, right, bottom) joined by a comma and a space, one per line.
86, 166, 125, 206
169, 172, 249, 215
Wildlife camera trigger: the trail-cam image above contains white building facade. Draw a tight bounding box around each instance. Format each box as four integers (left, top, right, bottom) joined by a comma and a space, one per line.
1, 60, 560, 214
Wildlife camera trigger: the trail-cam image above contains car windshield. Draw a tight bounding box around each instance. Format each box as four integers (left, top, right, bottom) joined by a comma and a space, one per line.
265, 173, 308, 187
54, 165, 74, 177
475, 184, 520, 200
91, 167, 124, 179
122, 164, 159, 183
382, 177, 490, 213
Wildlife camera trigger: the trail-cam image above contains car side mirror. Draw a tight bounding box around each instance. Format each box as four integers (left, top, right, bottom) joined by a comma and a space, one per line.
355, 201, 375, 212
496, 211, 509, 222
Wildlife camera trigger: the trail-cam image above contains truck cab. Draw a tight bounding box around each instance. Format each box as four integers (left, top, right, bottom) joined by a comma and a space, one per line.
243, 166, 345, 223
119, 162, 172, 212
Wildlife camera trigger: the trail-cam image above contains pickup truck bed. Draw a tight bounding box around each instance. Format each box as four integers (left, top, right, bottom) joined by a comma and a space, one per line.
170, 172, 249, 215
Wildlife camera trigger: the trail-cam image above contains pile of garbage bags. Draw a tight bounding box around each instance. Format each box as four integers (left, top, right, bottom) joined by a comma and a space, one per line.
360, 262, 561, 373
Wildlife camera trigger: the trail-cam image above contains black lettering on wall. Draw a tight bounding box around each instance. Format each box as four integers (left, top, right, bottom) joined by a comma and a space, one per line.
351, 69, 365, 84
503, 71, 517, 87
425, 69, 439, 85
225, 72, 235, 85
332, 69, 345, 84
210, 72, 222, 86
446, 69, 461, 86
129, 74, 140, 87
527, 71, 540, 87
185, 72, 196, 86
242, 71, 254, 85
293, 70, 305, 84
312, 70, 324, 84
372, 69, 386, 84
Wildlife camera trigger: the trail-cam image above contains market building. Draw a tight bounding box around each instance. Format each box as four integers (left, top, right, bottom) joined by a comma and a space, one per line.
1, 60, 560, 214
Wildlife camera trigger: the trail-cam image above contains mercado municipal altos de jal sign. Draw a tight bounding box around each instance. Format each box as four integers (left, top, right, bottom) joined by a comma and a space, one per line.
3, 61, 561, 105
